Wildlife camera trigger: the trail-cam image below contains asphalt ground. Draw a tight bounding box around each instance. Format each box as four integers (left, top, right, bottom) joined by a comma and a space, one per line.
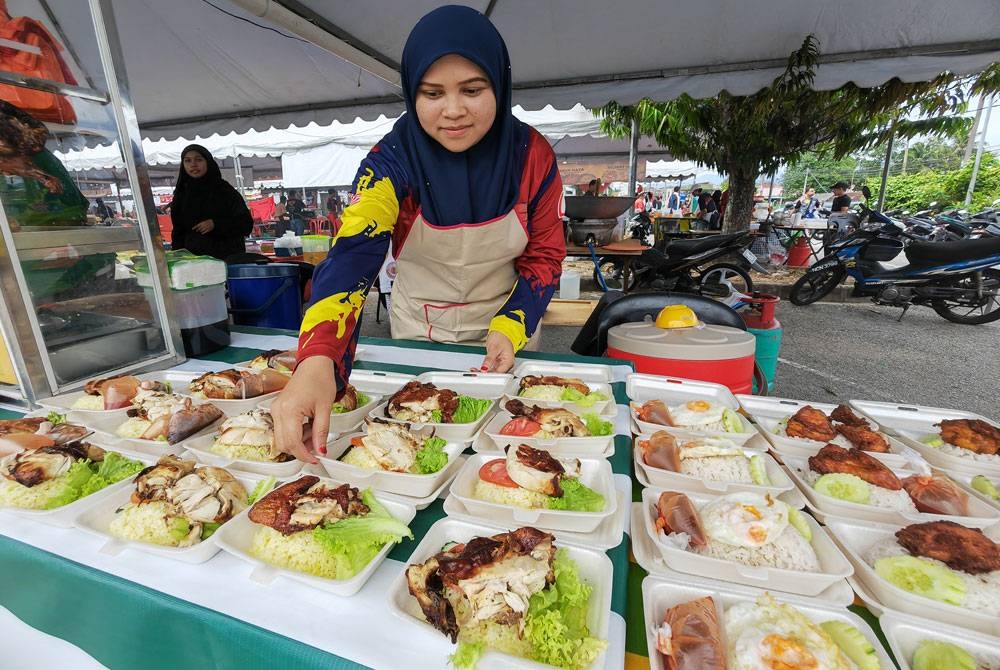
359, 293, 1000, 421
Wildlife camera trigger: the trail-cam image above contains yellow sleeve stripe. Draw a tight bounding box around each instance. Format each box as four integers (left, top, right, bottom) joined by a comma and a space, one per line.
301, 289, 367, 338
333, 176, 399, 244
489, 312, 529, 352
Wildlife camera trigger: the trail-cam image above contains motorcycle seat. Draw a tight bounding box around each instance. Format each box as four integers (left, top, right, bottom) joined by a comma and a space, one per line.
904, 236, 1000, 266
666, 233, 743, 256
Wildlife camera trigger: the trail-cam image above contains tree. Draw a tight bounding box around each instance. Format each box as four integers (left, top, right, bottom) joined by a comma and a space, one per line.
598, 37, 997, 232
882, 153, 1000, 213
781, 153, 858, 196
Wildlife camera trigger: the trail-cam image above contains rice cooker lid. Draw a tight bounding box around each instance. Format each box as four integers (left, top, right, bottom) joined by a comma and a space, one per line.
607, 315, 756, 360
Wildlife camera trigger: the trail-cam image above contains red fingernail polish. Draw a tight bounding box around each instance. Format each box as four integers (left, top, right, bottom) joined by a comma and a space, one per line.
480, 366, 488, 371
319, 446, 327, 455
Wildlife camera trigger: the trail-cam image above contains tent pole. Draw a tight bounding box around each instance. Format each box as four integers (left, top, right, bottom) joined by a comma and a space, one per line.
965, 92, 994, 206
627, 117, 639, 203
877, 128, 895, 211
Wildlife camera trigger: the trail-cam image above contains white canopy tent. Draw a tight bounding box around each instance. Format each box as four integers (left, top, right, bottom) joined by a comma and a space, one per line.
98, 0, 1000, 140
645, 160, 700, 181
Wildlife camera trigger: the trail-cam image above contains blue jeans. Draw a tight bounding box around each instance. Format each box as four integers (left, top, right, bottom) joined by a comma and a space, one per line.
291, 217, 304, 235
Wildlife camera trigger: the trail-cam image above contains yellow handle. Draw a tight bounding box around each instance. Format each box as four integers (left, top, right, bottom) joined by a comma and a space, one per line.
655, 304, 699, 329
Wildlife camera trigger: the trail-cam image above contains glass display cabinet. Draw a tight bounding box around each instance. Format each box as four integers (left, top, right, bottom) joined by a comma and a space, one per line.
0, 0, 183, 408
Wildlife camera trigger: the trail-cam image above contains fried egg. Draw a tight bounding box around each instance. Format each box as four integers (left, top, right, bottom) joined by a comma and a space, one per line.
700, 492, 788, 548
668, 400, 727, 428
677, 437, 743, 460
725, 595, 851, 670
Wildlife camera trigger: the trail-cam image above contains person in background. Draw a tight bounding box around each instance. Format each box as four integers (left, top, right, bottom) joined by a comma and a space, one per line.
271, 5, 565, 463
698, 188, 719, 229
689, 186, 703, 215
666, 185, 681, 214
795, 186, 820, 218
711, 189, 722, 211
584, 178, 600, 196
169, 144, 252, 261
830, 181, 852, 213
274, 194, 287, 219
325, 191, 343, 215
286, 189, 305, 235
94, 197, 113, 221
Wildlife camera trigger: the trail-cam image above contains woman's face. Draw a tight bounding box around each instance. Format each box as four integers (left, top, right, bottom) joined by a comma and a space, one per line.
183, 151, 208, 178
415, 54, 497, 153
806, 188, 815, 197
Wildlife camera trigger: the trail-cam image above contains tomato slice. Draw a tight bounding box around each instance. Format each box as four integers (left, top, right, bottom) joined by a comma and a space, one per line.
478, 459, 519, 488
498, 417, 541, 436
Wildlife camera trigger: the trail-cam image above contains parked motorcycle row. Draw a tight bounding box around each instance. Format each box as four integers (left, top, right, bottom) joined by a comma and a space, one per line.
887, 199, 1000, 243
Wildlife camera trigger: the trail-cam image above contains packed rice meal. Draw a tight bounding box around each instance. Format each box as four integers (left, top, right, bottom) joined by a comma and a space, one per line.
385, 381, 492, 424
653, 490, 820, 571
405, 526, 607, 670
70, 374, 171, 411
340, 417, 448, 474
638, 431, 770, 485
633, 398, 744, 434
497, 399, 613, 438
863, 520, 1000, 617
472, 445, 605, 513
516, 374, 609, 408
654, 593, 884, 670
188, 368, 288, 400
247, 349, 296, 373
800, 444, 975, 517
208, 409, 293, 463
247, 476, 411, 580
0, 440, 143, 510
330, 384, 370, 414
919, 418, 1000, 464
114, 391, 223, 444
910, 639, 1000, 670
775, 404, 894, 454
0, 413, 91, 452
109, 455, 247, 547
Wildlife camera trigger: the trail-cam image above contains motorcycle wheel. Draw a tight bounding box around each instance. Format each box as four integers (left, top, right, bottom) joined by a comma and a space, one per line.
932, 270, 1000, 324
593, 257, 636, 292
789, 267, 846, 305
697, 263, 753, 299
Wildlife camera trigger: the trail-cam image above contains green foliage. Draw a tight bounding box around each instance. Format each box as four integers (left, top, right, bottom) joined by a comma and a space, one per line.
782, 153, 859, 194
881, 154, 1000, 212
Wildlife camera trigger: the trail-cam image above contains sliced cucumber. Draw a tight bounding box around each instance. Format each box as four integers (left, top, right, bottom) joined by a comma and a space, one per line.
748, 454, 770, 486
971, 475, 1000, 501
874, 555, 966, 606
920, 434, 945, 448
722, 408, 744, 433
814, 472, 871, 504
912, 639, 976, 670
787, 507, 812, 541
819, 621, 879, 670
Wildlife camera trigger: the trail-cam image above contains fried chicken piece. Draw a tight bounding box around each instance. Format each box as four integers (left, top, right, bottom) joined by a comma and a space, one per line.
785, 405, 836, 442
830, 404, 868, 427
896, 520, 1000, 575
808, 444, 902, 490
836, 423, 891, 453
937, 419, 1000, 456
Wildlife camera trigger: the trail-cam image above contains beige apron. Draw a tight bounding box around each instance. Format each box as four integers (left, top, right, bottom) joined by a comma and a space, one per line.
391, 206, 529, 345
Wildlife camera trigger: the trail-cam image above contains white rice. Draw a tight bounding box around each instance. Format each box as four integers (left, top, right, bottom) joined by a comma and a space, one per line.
116, 417, 152, 439
209, 440, 278, 462
939, 441, 1000, 464
109, 501, 187, 547
697, 526, 821, 572
250, 525, 354, 579
70, 394, 105, 410
473, 479, 549, 509
802, 469, 917, 513
340, 446, 381, 470
681, 456, 752, 483
864, 538, 1000, 617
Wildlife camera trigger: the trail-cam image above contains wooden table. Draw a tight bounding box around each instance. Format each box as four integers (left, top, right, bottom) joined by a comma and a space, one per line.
565, 238, 650, 293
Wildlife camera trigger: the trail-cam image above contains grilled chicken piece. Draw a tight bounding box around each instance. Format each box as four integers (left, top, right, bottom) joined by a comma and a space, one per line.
786, 406, 837, 442
0, 417, 46, 435
214, 410, 291, 461
836, 423, 891, 453
504, 444, 579, 496
133, 455, 197, 504
518, 375, 590, 395
386, 381, 460, 423
504, 399, 588, 437
136, 396, 224, 444
937, 418, 1000, 456
167, 466, 247, 523
249, 349, 297, 372
248, 476, 368, 535
1, 442, 105, 487
335, 384, 359, 412
655, 491, 707, 548
830, 404, 869, 427
808, 444, 902, 491
640, 431, 682, 472
635, 399, 672, 426
654, 596, 725, 670
406, 527, 556, 641
358, 417, 422, 472
901, 474, 969, 516
189, 368, 288, 400
896, 520, 1000, 575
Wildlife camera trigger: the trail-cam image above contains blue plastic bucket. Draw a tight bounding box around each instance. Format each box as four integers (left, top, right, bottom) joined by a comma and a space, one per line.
227, 263, 301, 330
748, 318, 782, 394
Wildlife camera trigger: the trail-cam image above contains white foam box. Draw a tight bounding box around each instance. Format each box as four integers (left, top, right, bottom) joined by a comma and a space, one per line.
85, 408, 223, 458
481, 410, 615, 457
504, 361, 616, 417
881, 611, 1000, 670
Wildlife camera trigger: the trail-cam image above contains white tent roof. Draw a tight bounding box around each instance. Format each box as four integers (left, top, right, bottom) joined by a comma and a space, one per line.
102, 0, 1000, 140
645, 160, 700, 180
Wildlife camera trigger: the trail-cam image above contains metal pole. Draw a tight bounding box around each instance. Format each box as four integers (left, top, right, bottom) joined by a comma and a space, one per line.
627, 117, 639, 199
962, 100, 985, 167
877, 129, 895, 211
901, 138, 909, 176
802, 168, 809, 194
965, 93, 994, 206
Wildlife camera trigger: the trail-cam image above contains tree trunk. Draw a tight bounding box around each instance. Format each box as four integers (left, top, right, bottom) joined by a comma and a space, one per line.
723, 167, 758, 233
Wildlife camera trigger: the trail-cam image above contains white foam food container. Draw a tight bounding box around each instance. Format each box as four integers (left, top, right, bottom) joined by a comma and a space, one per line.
482, 410, 615, 457
0, 410, 94, 456
368, 399, 495, 443
41, 369, 199, 423
448, 453, 617, 533
738, 394, 911, 469
632, 463, 808, 510
215, 482, 416, 597
386, 516, 612, 670
512, 360, 614, 384
470, 429, 616, 459
639, 487, 853, 597
181, 433, 305, 478
503, 363, 616, 418
185, 378, 283, 416
73, 473, 259, 564
258, 392, 383, 436
84, 407, 224, 457
632, 434, 794, 496
0, 449, 155, 528
316, 431, 465, 499
951, 469, 1000, 513
628, 504, 855, 606
824, 517, 1000, 636
414, 370, 512, 398
783, 455, 1000, 528
347, 369, 416, 397
881, 612, 1000, 670
641, 575, 895, 670
850, 399, 1000, 478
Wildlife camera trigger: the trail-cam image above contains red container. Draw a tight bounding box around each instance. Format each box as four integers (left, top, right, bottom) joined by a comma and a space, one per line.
786, 235, 812, 267
741, 292, 780, 329
606, 320, 756, 395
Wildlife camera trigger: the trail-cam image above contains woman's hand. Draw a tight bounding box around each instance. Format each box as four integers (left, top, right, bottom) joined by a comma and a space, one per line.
480, 331, 515, 372
193, 218, 215, 234
270, 355, 337, 463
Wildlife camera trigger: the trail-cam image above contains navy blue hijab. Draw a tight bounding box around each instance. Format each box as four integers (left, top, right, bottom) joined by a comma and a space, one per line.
382, 5, 530, 227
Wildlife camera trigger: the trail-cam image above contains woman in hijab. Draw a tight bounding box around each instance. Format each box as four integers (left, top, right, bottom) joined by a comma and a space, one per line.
170, 145, 253, 260
272, 5, 565, 462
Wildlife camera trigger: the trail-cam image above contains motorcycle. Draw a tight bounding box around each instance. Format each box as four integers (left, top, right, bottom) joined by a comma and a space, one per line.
789, 187, 1000, 324
595, 228, 768, 299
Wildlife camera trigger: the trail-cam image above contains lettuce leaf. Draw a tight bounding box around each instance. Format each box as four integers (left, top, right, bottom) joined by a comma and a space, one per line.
201, 522, 221, 539
524, 549, 607, 669
332, 391, 370, 414
42, 459, 97, 509
559, 388, 608, 408
46, 411, 67, 425
80, 452, 144, 497
547, 478, 605, 512
248, 476, 277, 504
312, 489, 413, 575
452, 396, 492, 424
581, 413, 613, 436
449, 641, 485, 670
430, 409, 443, 423
414, 436, 448, 474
